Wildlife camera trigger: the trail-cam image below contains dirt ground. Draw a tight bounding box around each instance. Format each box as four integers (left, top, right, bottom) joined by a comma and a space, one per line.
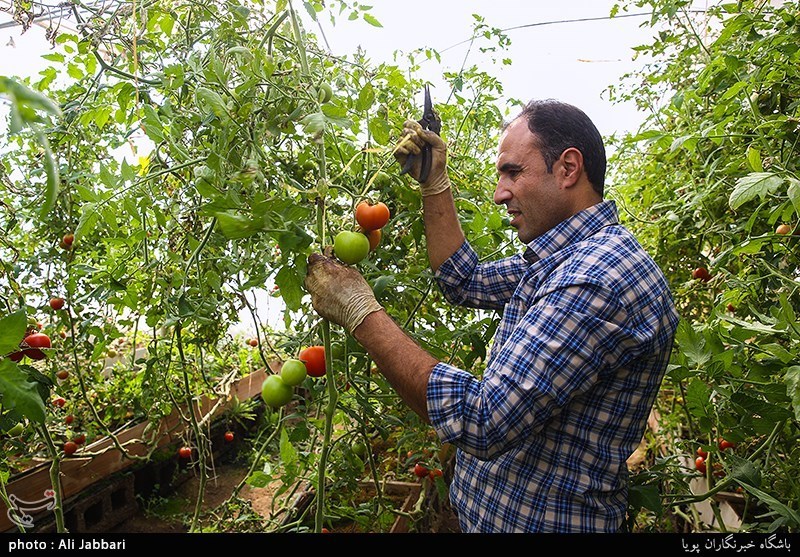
110, 460, 289, 533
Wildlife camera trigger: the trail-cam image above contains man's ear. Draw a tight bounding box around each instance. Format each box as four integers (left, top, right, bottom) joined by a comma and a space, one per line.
558, 147, 584, 188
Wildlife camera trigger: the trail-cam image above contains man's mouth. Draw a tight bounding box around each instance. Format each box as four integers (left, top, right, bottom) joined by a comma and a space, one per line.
507, 210, 521, 226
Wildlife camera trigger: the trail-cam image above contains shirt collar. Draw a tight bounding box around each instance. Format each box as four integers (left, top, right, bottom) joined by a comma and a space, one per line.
522, 200, 619, 264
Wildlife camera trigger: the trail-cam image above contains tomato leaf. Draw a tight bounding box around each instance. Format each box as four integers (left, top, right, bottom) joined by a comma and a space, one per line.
685, 379, 713, 422
0, 359, 46, 424
628, 484, 662, 515
729, 172, 785, 210
737, 483, 800, 529
784, 366, 800, 422
275, 266, 302, 311
674, 320, 711, 367
214, 211, 261, 239
0, 310, 27, 355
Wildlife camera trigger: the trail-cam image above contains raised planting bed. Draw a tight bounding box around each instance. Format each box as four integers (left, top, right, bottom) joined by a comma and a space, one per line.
1, 362, 279, 533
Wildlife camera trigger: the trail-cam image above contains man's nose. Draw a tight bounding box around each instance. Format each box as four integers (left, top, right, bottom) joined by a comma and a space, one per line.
494, 178, 511, 205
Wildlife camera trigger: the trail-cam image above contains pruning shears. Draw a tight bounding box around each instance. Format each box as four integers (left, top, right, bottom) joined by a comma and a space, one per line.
399, 84, 441, 183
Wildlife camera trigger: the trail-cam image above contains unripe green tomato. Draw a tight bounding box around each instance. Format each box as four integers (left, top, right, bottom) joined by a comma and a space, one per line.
7, 423, 24, 436
280, 358, 308, 387
334, 231, 370, 265
317, 82, 333, 104
261, 374, 293, 408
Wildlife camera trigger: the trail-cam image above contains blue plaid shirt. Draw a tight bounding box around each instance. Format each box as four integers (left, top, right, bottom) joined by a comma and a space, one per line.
427, 200, 679, 533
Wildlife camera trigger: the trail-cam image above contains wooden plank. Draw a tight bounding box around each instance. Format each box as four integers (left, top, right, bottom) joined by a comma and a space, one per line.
1, 363, 278, 532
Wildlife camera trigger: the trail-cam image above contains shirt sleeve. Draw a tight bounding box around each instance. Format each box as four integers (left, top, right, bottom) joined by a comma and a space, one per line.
426, 279, 653, 460
435, 241, 529, 310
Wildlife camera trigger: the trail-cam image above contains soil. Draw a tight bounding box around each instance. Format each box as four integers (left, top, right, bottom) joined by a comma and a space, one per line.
109, 460, 291, 533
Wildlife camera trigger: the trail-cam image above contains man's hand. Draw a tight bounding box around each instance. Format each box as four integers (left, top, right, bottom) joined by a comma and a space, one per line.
304, 253, 384, 335
394, 120, 450, 196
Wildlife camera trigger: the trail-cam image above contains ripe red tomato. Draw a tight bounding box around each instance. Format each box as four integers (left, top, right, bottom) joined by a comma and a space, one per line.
178, 446, 192, 459
355, 201, 391, 232
224, 431, 234, 442
49, 297, 65, 311
696, 447, 708, 459
248, 338, 259, 347
299, 345, 326, 377
718, 438, 736, 451
24, 333, 51, 349
63, 441, 78, 456
429, 468, 443, 480
359, 227, 381, 251
413, 463, 429, 478
8, 351, 24, 362
73, 433, 86, 445
692, 267, 711, 282
62, 233, 75, 247
726, 303, 736, 313
56, 370, 69, 380
695, 456, 707, 475
24, 349, 46, 360
65, 415, 74, 425
52, 397, 66, 408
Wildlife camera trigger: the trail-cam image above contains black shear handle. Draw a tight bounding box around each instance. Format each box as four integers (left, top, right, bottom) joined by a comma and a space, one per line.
400, 144, 433, 183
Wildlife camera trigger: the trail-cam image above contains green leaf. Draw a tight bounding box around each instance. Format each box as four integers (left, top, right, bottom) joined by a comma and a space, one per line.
0, 310, 27, 355
368, 118, 390, 146
279, 427, 298, 466
787, 178, 800, 217
300, 112, 326, 136
737, 483, 800, 529
685, 379, 713, 420
675, 320, 710, 366
356, 83, 375, 111
730, 392, 792, 423
729, 172, 785, 210
275, 266, 303, 312
371, 274, 395, 299
746, 146, 763, 172
363, 13, 382, 27
214, 212, 261, 239
726, 453, 761, 488
628, 484, 662, 515
0, 359, 46, 424
246, 470, 272, 488
37, 131, 59, 219
785, 366, 800, 422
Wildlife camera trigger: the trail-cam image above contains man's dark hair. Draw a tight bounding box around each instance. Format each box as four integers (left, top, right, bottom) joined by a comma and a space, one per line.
512, 99, 607, 196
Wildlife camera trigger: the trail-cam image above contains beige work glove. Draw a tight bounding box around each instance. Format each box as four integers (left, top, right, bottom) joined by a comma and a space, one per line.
394, 120, 451, 196
304, 252, 384, 335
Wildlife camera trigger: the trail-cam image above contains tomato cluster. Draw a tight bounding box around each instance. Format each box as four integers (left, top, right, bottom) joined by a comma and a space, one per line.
332, 200, 391, 265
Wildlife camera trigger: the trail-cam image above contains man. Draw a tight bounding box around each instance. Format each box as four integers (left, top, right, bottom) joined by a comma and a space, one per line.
304, 99, 680, 533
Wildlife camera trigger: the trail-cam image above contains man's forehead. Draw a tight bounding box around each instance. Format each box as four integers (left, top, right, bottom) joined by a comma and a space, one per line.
497, 120, 537, 160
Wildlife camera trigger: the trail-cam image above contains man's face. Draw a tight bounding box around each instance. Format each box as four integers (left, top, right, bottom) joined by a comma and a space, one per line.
494, 119, 568, 244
